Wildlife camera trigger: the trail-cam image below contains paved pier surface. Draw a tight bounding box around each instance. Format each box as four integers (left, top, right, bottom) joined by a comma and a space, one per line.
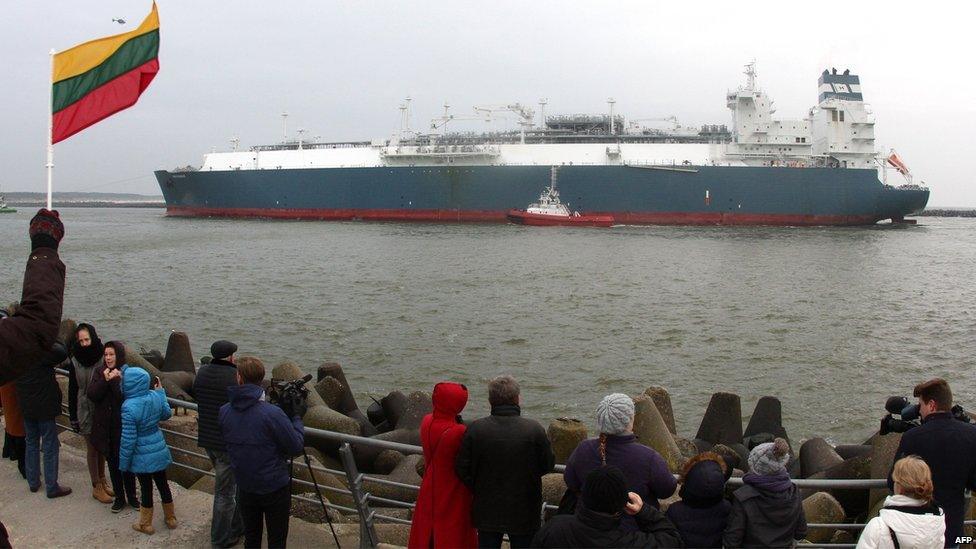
0, 420, 381, 548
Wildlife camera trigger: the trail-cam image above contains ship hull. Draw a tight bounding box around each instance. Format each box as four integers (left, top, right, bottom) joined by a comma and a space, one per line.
156, 165, 929, 226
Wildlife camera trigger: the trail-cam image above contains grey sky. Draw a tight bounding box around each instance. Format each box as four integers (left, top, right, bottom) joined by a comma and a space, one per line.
3, 1, 972, 205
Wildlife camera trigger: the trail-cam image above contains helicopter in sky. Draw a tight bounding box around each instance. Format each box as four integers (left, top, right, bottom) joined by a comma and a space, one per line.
112, 18, 126, 24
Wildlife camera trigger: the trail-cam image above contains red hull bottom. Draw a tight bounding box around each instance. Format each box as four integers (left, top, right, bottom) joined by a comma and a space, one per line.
506, 209, 614, 227
166, 206, 885, 226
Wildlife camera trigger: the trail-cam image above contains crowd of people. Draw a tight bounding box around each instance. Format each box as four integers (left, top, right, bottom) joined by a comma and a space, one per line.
1, 210, 976, 549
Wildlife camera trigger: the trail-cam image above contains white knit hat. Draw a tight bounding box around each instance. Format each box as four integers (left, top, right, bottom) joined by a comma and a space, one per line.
596, 393, 635, 435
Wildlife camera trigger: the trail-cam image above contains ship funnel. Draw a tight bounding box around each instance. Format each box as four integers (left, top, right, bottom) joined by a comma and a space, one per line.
818, 69, 863, 104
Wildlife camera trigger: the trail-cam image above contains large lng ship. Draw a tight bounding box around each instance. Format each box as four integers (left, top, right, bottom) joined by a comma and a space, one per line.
156, 64, 928, 225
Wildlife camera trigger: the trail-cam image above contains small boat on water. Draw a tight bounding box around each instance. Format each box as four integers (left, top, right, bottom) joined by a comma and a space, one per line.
506, 167, 614, 227
0, 189, 16, 214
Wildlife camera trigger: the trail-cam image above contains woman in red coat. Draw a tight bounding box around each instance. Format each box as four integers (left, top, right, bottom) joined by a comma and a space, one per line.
408, 382, 478, 549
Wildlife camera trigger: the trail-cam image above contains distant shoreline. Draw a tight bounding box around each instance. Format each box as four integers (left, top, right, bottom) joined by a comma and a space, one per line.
6, 200, 164, 208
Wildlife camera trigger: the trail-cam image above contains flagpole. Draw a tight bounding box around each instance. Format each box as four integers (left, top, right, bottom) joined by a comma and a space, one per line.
46, 48, 54, 210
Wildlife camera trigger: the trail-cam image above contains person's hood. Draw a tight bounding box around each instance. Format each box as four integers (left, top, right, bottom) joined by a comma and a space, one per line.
680, 452, 728, 505
122, 366, 150, 399
879, 495, 945, 547
228, 383, 264, 411
432, 382, 468, 418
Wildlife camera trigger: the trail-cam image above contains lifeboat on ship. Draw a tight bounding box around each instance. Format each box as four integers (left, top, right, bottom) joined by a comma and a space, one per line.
506, 167, 614, 228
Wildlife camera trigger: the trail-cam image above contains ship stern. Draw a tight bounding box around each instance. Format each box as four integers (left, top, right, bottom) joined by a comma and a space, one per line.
879, 185, 929, 222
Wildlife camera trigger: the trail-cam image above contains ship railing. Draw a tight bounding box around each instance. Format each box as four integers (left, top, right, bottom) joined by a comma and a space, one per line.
50, 372, 974, 549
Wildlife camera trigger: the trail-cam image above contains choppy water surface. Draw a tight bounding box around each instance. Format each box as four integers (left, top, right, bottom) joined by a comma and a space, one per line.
2, 209, 973, 443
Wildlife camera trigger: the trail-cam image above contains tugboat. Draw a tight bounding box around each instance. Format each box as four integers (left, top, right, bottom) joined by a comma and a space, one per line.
506, 167, 614, 227
0, 189, 16, 214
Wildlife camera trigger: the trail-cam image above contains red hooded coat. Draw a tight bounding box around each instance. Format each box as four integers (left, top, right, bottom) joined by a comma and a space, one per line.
408, 382, 478, 548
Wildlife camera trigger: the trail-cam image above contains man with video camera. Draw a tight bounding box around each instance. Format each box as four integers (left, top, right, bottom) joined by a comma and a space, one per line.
888, 378, 976, 548
219, 357, 306, 549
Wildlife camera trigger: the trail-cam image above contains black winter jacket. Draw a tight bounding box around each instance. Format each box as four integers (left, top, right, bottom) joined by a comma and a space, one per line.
723, 480, 807, 548
14, 358, 63, 422
455, 404, 555, 534
532, 504, 683, 548
889, 412, 976, 547
666, 456, 731, 548
192, 359, 238, 451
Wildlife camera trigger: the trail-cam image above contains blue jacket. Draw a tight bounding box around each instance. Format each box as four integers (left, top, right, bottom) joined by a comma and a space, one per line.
119, 367, 173, 474
219, 383, 305, 495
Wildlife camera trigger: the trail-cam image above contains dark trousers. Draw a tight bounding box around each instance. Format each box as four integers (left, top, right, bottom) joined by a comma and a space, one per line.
239, 485, 291, 549
107, 448, 137, 504
477, 530, 535, 549
137, 470, 173, 508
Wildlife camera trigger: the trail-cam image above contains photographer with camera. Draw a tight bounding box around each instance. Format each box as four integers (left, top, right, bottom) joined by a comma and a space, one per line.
219, 357, 306, 549
888, 378, 976, 548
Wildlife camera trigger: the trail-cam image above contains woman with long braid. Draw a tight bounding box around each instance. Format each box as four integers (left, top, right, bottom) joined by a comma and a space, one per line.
563, 393, 677, 531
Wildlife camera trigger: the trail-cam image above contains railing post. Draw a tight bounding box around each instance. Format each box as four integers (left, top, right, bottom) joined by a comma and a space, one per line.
340, 442, 378, 549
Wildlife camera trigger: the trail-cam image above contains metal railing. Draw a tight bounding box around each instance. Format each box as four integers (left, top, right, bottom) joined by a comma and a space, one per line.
51, 372, 974, 549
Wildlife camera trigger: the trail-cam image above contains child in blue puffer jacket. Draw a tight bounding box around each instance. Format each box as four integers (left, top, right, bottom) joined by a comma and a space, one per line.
119, 367, 175, 535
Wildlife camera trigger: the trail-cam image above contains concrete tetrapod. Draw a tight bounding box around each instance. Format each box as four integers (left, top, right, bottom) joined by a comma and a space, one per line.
642, 386, 677, 435
802, 491, 846, 543
632, 395, 683, 472
315, 375, 377, 436
161, 413, 213, 488
316, 363, 359, 414
695, 392, 743, 447
396, 391, 433, 431
161, 331, 196, 373
868, 432, 902, 509
744, 396, 788, 440
802, 454, 871, 519
799, 437, 844, 478
380, 391, 409, 429
547, 418, 587, 464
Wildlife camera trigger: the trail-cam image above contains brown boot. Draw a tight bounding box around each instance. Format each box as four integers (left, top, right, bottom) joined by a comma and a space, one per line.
132, 507, 155, 535
162, 502, 177, 529
92, 483, 113, 504
100, 477, 114, 497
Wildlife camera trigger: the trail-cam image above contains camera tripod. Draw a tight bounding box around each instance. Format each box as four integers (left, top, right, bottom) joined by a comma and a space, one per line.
291, 448, 342, 548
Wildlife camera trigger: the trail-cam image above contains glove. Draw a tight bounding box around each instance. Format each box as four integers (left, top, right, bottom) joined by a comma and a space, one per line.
29, 209, 64, 251
70, 420, 80, 432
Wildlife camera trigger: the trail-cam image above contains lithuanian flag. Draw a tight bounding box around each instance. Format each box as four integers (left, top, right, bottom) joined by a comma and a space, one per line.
51, 3, 159, 144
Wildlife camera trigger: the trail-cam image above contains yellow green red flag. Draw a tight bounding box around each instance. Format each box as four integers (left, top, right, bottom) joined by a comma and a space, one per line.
52, 3, 159, 144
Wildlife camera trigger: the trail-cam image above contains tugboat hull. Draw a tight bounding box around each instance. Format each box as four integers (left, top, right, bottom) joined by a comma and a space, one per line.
506, 209, 614, 227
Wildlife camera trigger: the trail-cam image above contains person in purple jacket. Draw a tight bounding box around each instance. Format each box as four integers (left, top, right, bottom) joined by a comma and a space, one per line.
563, 393, 678, 531
219, 357, 305, 549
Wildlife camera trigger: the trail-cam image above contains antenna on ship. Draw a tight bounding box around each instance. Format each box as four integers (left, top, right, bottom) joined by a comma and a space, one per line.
607, 98, 617, 135
281, 111, 289, 142
297, 128, 306, 150
229, 137, 240, 152
744, 60, 757, 91
538, 98, 548, 129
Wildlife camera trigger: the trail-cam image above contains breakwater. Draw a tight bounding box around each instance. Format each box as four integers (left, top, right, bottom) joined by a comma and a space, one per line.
48, 326, 975, 544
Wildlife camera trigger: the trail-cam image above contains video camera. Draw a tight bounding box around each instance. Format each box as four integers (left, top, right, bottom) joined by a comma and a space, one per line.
880, 396, 972, 435
266, 374, 312, 419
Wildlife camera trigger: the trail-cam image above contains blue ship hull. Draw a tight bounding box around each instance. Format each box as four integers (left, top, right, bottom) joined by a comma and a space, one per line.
155, 165, 928, 225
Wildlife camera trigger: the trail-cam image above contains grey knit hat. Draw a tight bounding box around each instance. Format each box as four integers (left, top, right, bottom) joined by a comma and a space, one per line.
747, 438, 791, 475
596, 393, 635, 435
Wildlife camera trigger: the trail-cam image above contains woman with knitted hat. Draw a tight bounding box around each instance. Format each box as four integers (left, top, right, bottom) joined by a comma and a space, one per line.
723, 438, 807, 547
855, 456, 945, 549
563, 393, 677, 531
